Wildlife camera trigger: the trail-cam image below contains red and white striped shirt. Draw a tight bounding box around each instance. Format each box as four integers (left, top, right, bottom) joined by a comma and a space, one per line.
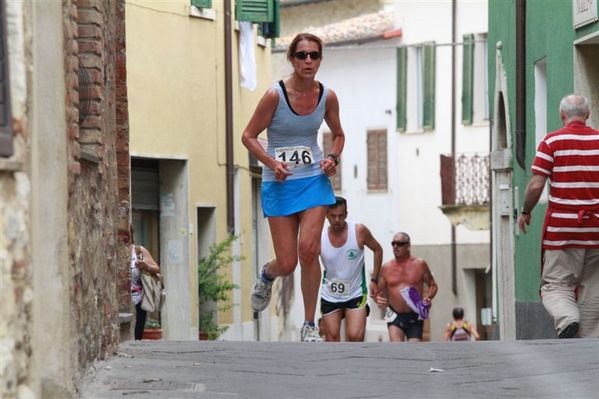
532, 121, 599, 249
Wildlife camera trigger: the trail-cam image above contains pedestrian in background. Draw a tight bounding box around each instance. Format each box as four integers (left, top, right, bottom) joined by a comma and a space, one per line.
131, 231, 160, 340
375, 232, 438, 342
241, 32, 345, 342
518, 94, 599, 338
443, 307, 480, 341
319, 196, 383, 342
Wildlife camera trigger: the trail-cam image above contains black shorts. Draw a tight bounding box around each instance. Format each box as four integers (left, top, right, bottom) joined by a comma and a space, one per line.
321, 295, 370, 317
387, 309, 423, 339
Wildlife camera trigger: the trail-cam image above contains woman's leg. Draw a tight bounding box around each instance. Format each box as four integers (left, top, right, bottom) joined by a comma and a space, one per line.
134, 302, 147, 340
266, 214, 300, 277
297, 206, 327, 323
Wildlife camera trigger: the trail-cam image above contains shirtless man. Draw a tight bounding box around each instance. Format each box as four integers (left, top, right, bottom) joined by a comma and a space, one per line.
375, 232, 438, 342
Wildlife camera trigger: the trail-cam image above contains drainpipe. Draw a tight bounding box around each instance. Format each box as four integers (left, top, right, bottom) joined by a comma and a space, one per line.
225, 0, 235, 234
451, 0, 457, 295
515, 0, 526, 169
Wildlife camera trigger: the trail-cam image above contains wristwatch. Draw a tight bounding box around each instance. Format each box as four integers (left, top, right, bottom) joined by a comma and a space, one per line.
327, 153, 339, 166
370, 277, 378, 284
521, 207, 531, 215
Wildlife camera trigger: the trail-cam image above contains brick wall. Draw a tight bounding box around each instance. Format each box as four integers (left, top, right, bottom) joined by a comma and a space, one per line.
65, 0, 128, 377
115, 0, 132, 337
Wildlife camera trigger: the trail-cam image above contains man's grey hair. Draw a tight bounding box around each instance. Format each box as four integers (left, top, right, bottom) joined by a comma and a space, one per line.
559, 94, 590, 120
394, 232, 411, 243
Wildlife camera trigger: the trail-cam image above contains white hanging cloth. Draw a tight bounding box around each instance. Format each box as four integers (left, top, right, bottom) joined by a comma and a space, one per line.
239, 21, 257, 91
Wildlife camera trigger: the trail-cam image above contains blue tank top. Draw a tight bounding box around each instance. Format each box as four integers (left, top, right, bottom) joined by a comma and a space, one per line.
262, 81, 329, 182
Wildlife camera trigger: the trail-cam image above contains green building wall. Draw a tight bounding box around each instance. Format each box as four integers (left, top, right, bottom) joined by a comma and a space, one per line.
488, 0, 599, 338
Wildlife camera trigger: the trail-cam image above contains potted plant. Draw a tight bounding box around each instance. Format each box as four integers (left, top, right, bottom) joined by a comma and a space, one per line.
142, 318, 162, 340
198, 235, 242, 340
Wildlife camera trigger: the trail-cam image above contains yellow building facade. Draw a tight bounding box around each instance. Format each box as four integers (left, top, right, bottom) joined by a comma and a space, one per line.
126, 0, 275, 340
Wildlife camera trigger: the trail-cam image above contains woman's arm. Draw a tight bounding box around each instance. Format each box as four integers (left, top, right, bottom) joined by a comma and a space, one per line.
323, 89, 345, 158
137, 246, 160, 275
241, 88, 281, 172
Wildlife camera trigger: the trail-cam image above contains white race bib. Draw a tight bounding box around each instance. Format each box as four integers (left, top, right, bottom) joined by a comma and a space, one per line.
384, 307, 398, 323
274, 146, 313, 168
327, 279, 351, 299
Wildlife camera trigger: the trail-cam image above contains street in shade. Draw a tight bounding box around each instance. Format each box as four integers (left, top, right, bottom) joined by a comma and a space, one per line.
82, 339, 598, 398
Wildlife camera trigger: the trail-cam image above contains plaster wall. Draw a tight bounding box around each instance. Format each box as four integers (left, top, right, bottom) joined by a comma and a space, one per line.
30, 3, 73, 398
394, 0, 489, 246
126, 0, 273, 338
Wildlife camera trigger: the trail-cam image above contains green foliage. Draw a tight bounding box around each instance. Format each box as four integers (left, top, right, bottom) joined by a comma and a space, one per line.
198, 235, 242, 339
144, 318, 161, 329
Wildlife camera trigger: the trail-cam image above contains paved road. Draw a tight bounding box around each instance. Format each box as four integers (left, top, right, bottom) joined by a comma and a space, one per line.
82, 339, 598, 398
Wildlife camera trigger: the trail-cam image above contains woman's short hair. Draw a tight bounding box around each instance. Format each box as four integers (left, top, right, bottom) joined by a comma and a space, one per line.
287, 33, 323, 62
452, 307, 465, 320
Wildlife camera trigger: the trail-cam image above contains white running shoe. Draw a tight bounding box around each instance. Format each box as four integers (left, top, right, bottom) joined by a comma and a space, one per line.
251, 269, 273, 312
300, 324, 323, 342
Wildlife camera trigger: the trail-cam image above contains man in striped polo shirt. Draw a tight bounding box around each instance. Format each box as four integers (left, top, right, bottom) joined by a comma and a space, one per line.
518, 94, 599, 338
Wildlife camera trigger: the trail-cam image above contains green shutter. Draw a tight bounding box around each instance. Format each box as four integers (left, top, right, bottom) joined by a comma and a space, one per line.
422, 43, 435, 130
236, 0, 273, 23
191, 0, 212, 8
461, 34, 474, 125
260, 0, 279, 38
396, 47, 407, 132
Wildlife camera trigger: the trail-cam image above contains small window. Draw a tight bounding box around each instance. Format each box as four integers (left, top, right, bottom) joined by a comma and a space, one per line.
0, 0, 13, 158
322, 131, 341, 191
367, 130, 387, 191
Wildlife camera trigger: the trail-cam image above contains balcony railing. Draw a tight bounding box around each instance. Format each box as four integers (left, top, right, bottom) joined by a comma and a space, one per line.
440, 153, 490, 206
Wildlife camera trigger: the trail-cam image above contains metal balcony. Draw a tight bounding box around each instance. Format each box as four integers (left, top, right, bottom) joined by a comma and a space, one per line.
440, 153, 490, 230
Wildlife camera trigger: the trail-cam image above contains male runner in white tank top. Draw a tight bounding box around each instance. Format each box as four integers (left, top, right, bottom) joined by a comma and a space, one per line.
320, 197, 383, 341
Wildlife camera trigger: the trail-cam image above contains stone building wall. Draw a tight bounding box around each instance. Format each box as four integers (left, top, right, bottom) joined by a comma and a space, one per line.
0, 0, 130, 397
0, 1, 34, 397
280, 0, 385, 37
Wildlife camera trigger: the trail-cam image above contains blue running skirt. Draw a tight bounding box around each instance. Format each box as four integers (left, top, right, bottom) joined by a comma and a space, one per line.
261, 174, 335, 217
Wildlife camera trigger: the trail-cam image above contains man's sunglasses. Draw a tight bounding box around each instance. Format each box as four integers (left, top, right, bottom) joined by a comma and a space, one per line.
293, 51, 321, 60
391, 241, 410, 247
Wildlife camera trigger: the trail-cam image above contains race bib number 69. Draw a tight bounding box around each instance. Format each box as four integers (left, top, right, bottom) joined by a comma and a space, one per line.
327, 279, 350, 299
275, 146, 313, 168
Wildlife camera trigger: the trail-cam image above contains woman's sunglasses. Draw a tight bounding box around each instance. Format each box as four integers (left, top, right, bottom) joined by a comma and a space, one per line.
293, 51, 321, 60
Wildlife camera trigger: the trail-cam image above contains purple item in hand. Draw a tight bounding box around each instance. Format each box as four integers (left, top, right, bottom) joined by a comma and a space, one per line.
400, 286, 430, 320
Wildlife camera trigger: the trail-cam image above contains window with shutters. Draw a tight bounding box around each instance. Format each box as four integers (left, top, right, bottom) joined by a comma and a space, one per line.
367, 130, 387, 191
0, 0, 13, 158
462, 33, 488, 125
322, 131, 341, 191
237, 0, 273, 23
191, 0, 212, 8
405, 43, 435, 132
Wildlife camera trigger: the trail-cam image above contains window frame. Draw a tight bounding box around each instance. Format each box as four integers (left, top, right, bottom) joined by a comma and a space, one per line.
0, 0, 14, 158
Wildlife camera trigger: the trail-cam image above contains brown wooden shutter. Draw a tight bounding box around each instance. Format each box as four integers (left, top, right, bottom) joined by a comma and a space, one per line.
367, 130, 387, 190
0, 0, 13, 158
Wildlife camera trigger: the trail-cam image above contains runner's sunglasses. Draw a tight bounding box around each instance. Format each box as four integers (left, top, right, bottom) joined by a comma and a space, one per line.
391, 241, 410, 247
293, 51, 321, 60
